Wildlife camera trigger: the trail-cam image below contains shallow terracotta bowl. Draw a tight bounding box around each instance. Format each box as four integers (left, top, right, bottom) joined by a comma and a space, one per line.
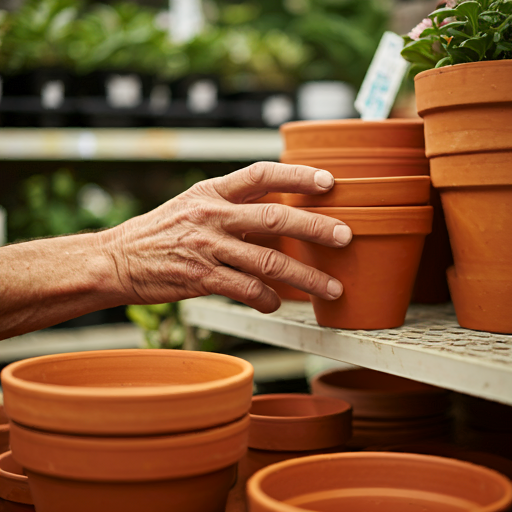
247, 452, 512, 512
1, 349, 253, 435
0, 451, 33, 507
282, 176, 431, 208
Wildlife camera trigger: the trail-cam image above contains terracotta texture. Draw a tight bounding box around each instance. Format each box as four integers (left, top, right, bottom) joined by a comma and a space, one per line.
447, 267, 512, 334
1, 349, 253, 435
281, 176, 430, 208
247, 452, 512, 512
9, 415, 249, 512
280, 119, 426, 151
299, 206, 433, 329
249, 394, 352, 452
415, 60, 512, 330
0, 452, 33, 507
227, 394, 351, 512
0, 407, 9, 454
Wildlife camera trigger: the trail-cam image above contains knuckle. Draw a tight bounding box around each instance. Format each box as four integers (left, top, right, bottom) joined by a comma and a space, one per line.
260, 249, 285, 278
243, 278, 265, 301
261, 204, 286, 231
247, 162, 268, 184
303, 268, 320, 291
306, 214, 327, 240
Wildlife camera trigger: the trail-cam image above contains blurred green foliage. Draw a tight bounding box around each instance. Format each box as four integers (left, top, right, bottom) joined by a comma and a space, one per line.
8, 168, 140, 242
0, 0, 390, 88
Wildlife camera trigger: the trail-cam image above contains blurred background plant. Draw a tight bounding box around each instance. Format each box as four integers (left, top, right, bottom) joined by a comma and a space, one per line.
7, 168, 140, 242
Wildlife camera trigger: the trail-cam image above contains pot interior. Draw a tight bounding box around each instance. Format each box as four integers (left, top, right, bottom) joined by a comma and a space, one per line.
11, 351, 245, 388
255, 454, 511, 512
250, 395, 349, 418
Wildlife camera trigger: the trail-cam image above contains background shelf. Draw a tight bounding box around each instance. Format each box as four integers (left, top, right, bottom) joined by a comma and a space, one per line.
0, 128, 282, 161
181, 296, 512, 405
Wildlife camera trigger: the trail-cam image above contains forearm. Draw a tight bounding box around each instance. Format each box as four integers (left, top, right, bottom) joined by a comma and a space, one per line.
0, 232, 123, 340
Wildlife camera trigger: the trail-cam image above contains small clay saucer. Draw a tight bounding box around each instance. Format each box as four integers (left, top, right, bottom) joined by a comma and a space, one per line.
0, 451, 33, 506
282, 176, 431, 208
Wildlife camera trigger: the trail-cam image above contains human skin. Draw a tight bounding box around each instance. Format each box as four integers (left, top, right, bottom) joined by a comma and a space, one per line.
0, 162, 352, 341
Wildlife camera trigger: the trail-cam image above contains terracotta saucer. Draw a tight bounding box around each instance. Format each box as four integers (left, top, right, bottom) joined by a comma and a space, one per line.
0, 451, 33, 507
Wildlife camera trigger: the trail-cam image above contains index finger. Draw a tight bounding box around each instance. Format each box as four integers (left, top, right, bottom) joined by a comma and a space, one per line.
212, 161, 335, 204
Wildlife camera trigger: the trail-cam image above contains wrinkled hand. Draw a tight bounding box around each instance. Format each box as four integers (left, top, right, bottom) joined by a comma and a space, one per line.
102, 162, 352, 313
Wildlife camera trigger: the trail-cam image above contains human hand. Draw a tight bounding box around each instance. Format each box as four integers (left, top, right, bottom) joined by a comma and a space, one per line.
101, 162, 352, 313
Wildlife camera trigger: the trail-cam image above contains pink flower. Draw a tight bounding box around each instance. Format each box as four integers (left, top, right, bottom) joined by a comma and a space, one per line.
408, 18, 433, 40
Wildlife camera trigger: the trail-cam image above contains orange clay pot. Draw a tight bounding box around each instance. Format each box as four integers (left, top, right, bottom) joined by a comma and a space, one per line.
447, 267, 512, 334
311, 368, 450, 420
299, 206, 433, 329
0, 407, 9, 454
281, 176, 430, 208
1, 349, 253, 436
0, 451, 34, 510
280, 119, 426, 151
9, 415, 249, 512
247, 452, 512, 512
226, 394, 351, 512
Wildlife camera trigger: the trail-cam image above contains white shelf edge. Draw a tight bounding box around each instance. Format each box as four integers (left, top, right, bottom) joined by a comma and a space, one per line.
181, 297, 512, 406
0, 128, 282, 161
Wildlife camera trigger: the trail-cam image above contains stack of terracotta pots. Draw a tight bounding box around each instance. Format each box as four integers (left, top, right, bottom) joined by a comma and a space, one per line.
311, 368, 452, 448
0, 349, 254, 512
226, 393, 352, 512
273, 119, 439, 330
415, 61, 512, 333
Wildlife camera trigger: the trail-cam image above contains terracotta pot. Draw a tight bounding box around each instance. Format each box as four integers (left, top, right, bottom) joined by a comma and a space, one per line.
367, 443, 512, 481
299, 206, 433, 329
415, 61, 512, 159
281, 147, 427, 161
226, 394, 351, 512
1, 349, 253, 436
0, 407, 9, 454
9, 415, 249, 512
281, 176, 430, 208
247, 452, 512, 512
311, 368, 450, 420
447, 267, 512, 334
280, 119, 426, 151
0, 451, 34, 510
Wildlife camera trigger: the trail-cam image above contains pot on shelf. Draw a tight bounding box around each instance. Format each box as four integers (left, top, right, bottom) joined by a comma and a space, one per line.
0, 451, 34, 511
1, 349, 253, 436
298, 206, 433, 329
9, 415, 248, 512
415, 60, 512, 333
247, 452, 512, 512
227, 394, 351, 512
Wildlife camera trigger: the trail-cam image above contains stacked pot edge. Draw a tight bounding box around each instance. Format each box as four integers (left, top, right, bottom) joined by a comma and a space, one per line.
246, 451, 512, 512
311, 368, 452, 448
415, 60, 512, 333
226, 393, 352, 512
0, 349, 254, 512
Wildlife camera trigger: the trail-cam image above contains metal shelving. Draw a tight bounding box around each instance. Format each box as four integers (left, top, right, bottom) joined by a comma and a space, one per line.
181, 296, 512, 406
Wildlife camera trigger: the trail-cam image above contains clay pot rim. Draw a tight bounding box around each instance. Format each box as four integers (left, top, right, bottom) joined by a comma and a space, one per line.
281, 147, 427, 159
280, 119, 424, 133
247, 451, 512, 512
313, 369, 447, 398
328, 176, 430, 186
10, 414, 249, 481
0, 451, 26, 485
1, 349, 254, 400
250, 393, 352, 424
0, 450, 33, 505
415, 60, 512, 83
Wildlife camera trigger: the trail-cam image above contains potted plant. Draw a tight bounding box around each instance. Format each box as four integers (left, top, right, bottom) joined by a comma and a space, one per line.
401, 0, 512, 333
0, 0, 80, 127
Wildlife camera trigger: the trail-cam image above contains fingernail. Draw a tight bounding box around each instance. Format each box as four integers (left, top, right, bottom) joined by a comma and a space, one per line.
314, 170, 334, 189
327, 279, 343, 299
334, 224, 352, 246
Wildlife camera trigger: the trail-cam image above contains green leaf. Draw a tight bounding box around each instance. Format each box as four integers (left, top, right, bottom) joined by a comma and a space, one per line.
429, 7, 458, 24
401, 38, 439, 66
435, 55, 453, 67
459, 33, 491, 59
456, 1, 483, 34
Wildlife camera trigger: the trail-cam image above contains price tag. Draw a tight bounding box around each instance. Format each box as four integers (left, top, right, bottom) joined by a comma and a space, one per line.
355, 31, 409, 120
